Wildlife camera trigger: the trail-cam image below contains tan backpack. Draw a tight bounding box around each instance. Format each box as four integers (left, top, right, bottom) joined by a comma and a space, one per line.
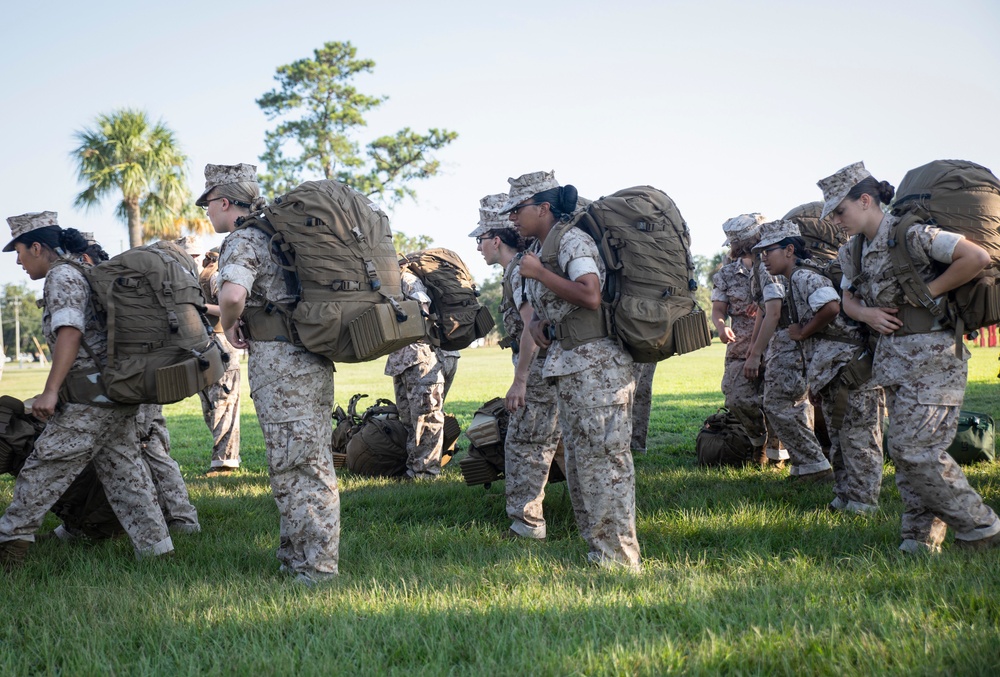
59, 241, 226, 405
853, 160, 1000, 339
400, 248, 495, 350
782, 201, 847, 261
235, 180, 426, 362
539, 186, 711, 362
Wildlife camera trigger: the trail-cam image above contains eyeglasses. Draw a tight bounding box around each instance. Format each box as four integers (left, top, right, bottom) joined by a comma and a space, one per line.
475, 235, 496, 245
758, 245, 786, 257
200, 197, 226, 211
509, 202, 542, 216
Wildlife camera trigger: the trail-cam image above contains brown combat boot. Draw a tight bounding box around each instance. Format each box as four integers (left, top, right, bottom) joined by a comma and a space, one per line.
0, 539, 31, 571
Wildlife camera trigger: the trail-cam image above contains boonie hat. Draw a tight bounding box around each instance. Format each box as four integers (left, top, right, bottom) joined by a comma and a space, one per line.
196, 163, 258, 206
499, 170, 560, 214
722, 213, 766, 247
175, 235, 204, 257
817, 161, 872, 220
3, 211, 59, 252
469, 193, 514, 238
752, 220, 802, 252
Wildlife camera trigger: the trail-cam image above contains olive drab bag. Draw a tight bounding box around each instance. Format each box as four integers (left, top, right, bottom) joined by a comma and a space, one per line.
884, 410, 995, 465
235, 180, 426, 362
782, 201, 847, 262
198, 249, 223, 333
871, 160, 1000, 338
0, 396, 124, 540
345, 397, 409, 478
400, 248, 495, 351
695, 408, 755, 467
60, 241, 226, 405
539, 186, 711, 362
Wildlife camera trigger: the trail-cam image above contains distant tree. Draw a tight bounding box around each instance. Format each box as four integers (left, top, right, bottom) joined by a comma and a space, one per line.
257, 41, 458, 206
476, 272, 504, 342
393, 231, 433, 255
72, 108, 209, 247
1, 284, 43, 360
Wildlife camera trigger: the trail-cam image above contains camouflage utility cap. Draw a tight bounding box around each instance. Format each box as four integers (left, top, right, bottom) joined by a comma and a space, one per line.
4, 211, 59, 252
753, 220, 802, 251
817, 161, 872, 219
499, 171, 560, 214
80, 232, 98, 245
175, 235, 204, 257
722, 213, 766, 247
196, 163, 259, 206
469, 193, 514, 238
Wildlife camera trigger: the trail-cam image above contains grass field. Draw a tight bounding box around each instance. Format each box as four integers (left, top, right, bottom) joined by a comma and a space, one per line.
2, 343, 999, 675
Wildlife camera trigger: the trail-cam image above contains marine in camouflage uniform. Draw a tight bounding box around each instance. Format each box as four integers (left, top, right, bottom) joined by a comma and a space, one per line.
0, 211, 172, 564
385, 272, 447, 479
210, 164, 340, 580
134, 403, 201, 532
475, 192, 563, 540
192, 244, 242, 473
751, 251, 830, 477
511, 175, 640, 571
830, 176, 999, 549
787, 263, 885, 512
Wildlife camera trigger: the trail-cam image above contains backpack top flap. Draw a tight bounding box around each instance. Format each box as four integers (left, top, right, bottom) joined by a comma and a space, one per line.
782, 201, 847, 261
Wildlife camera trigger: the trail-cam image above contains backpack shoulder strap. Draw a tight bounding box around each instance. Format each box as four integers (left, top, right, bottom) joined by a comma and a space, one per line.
538, 221, 573, 275
887, 215, 945, 320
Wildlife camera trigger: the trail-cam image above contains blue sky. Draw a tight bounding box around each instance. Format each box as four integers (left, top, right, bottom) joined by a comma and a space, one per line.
1, 0, 998, 292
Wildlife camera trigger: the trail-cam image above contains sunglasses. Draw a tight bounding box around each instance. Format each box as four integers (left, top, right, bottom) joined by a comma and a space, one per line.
509, 202, 542, 216
200, 197, 227, 211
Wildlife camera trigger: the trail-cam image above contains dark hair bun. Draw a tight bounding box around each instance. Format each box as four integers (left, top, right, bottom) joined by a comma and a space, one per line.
59, 228, 89, 254
877, 181, 896, 205
559, 185, 579, 214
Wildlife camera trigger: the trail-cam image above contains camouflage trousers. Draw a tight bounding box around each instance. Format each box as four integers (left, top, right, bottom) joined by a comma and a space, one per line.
0, 403, 172, 558
555, 360, 641, 571
394, 359, 446, 479
506, 355, 561, 539
250, 346, 340, 576
722, 358, 767, 446
820, 381, 885, 513
630, 362, 656, 452
885, 381, 1000, 549
199, 363, 242, 469
439, 354, 459, 402
135, 404, 200, 532
764, 347, 829, 475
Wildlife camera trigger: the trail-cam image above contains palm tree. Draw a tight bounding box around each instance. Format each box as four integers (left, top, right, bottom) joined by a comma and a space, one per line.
72, 109, 210, 247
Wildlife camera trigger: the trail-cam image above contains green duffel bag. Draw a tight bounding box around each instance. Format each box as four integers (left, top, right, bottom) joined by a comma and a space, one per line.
883, 410, 995, 465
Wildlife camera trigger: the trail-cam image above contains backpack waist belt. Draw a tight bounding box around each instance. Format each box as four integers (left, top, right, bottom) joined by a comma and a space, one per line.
893, 304, 944, 336
243, 304, 297, 344
553, 305, 609, 350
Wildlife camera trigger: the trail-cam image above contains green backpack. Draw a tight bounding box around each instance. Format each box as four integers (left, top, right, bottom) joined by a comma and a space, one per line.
235, 180, 426, 363
695, 408, 755, 467
60, 241, 226, 405
400, 248, 496, 351
782, 201, 847, 261
884, 410, 995, 465
538, 186, 711, 362
859, 160, 1000, 338
345, 398, 408, 478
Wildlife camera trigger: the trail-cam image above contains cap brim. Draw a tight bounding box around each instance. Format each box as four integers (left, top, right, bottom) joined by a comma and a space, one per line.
194, 186, 215, 207
2, 237, 18, 252
819, 197, 842, 220
752, 235, 785, 252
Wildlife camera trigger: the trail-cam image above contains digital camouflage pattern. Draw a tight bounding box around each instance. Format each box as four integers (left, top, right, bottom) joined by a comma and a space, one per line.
135, 404, 200, 532
788, 265, 858, 392
499, 170, 559, 214
525, 228, 631, 379
630, 362, 656, 452
752, 219, 801, 251
500, 257, 526, 341
437, 349, 460, 402
528, 227, 640, 570
817, 161, 872, 220
198, 265, 241, 469
757, 265, 829, 475
196, 163, 258, 206
468, 192, 512, 238
220, 228, 340, 577
505, 353, 562, 539
42, 261, 105, 371
4, 210, 59, 250
841, 214, 1000, 547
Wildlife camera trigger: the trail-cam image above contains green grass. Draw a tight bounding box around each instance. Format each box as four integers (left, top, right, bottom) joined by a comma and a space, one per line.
2, 344, 1000, 675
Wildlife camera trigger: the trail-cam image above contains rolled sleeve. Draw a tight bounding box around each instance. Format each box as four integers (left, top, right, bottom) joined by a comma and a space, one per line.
928, 229, 962, 264
761, 281, 786, 302
219, 265, 256, 295
808, 286, 840, 312
566, 257, 600, 281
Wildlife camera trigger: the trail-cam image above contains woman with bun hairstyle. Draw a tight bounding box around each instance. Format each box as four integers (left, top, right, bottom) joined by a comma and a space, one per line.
755, 219, 885, 513
821, 162, 1000, 551
503, 170, 641, 571
0, 212, 173, 569
745, 222, 832, 482
473, 192, 562, 541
